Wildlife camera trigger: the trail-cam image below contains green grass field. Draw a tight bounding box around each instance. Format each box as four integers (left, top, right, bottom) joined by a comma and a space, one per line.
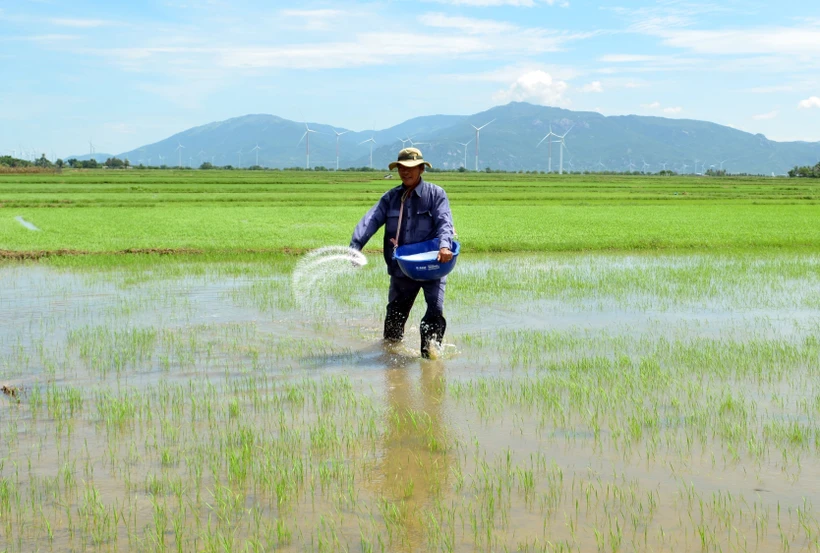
2, 170, 819, 256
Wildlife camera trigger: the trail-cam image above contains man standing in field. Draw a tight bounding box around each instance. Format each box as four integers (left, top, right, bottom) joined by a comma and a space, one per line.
350, 147, 455, 359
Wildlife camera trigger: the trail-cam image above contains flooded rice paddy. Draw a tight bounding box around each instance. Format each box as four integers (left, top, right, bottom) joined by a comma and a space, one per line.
1, 251, 819, 552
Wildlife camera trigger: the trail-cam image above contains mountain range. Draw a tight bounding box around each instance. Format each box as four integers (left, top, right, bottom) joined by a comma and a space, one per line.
70, 102, 820, 175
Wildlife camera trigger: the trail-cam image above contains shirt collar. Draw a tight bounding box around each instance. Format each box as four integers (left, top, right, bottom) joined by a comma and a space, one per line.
402, 177, 425, 198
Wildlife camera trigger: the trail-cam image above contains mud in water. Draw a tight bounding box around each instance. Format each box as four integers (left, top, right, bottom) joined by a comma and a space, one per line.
1, 252, 820, 552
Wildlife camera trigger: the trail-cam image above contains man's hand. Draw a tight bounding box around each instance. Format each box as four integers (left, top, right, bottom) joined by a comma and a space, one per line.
437, 247, 453, 263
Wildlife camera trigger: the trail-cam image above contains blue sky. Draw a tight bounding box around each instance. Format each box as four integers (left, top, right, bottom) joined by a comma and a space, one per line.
2, 0, 819, 159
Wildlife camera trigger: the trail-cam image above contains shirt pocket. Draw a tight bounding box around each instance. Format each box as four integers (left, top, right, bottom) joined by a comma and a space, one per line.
385, 209, 400, 238
415, 209, 434, 235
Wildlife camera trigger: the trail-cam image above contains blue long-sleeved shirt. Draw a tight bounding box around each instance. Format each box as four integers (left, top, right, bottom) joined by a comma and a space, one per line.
350, 178, 454, 276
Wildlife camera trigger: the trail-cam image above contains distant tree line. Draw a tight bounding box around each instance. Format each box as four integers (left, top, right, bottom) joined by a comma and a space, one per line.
1, 153, 791, 176
0, 154, 62, 172
788, 162, 820, 178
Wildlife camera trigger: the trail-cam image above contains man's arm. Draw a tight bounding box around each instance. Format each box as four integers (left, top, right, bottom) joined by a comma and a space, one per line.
350, 197, 388, 251
431, 188, 455, 262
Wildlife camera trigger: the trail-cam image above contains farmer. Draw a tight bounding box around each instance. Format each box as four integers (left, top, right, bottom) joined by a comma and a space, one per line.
350, 147, 455, 358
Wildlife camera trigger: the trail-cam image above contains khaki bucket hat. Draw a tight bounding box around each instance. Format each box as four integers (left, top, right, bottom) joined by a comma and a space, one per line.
389, 147, 432, 170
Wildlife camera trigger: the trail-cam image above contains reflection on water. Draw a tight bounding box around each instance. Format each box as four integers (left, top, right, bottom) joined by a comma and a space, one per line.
374, 359, 451, 547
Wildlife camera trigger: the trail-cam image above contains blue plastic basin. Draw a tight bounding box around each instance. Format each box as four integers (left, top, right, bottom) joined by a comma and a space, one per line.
394, 238, 460, 281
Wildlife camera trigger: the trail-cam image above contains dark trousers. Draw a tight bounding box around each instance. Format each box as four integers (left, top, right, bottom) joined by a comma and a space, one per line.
384, 275, 447, 357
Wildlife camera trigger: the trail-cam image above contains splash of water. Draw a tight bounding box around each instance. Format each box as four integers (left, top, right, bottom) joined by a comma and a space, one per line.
292, 246, 367, 305
14, 216, 40, 231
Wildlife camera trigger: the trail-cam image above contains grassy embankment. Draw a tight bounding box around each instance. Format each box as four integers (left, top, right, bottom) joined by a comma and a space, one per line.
1, 170, 819, 258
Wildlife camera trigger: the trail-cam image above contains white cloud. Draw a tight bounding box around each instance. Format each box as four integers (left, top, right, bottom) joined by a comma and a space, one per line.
580, 81, 603, 93
421, 13, 517, 34
440, 63, 582, 83
493, 70, 568, 106
610, 4, 743, 34
798, 96, 820, 109
640, 101, 682, 115
752, 110, 779, 120
659, 27, 820, 56
82, 24, 593, 73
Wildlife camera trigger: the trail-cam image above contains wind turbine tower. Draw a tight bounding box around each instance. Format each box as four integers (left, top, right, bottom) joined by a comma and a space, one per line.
359, 136, 377, 169
333, 129, 349, 171
471, 119, 495, 171
298, 123, 318, 170
536, 126, 558, 172
237, 149, 243, 168
456, 140, 473, 169
556, 126, 573, 175
176, 143, 185, 168
251, 144, 261, 166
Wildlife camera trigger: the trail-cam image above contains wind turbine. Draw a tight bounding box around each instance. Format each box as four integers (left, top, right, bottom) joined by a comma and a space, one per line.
297, 123, 318, 170
556, 126, 573, 175
358, 136, 376, 169
597, 159, 607, 172
198, 150, 206, 165
719, 159, 728, 171
407, 136, 430, 149
237, 149, 243, 168
398, 137, 411, 148
536, 125, 558, 173
175, 143, 185, 168
158, 154, 164, 166
471, 119, 495, 171
642, 160, 651, 173
626, 160, 636, 173
333, 129, 349, 171
251, 144, 261, 166
456, 140, 473, 169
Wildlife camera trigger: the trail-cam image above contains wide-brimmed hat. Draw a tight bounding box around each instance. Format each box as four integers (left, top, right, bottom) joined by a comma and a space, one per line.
389, 147, 432, 170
